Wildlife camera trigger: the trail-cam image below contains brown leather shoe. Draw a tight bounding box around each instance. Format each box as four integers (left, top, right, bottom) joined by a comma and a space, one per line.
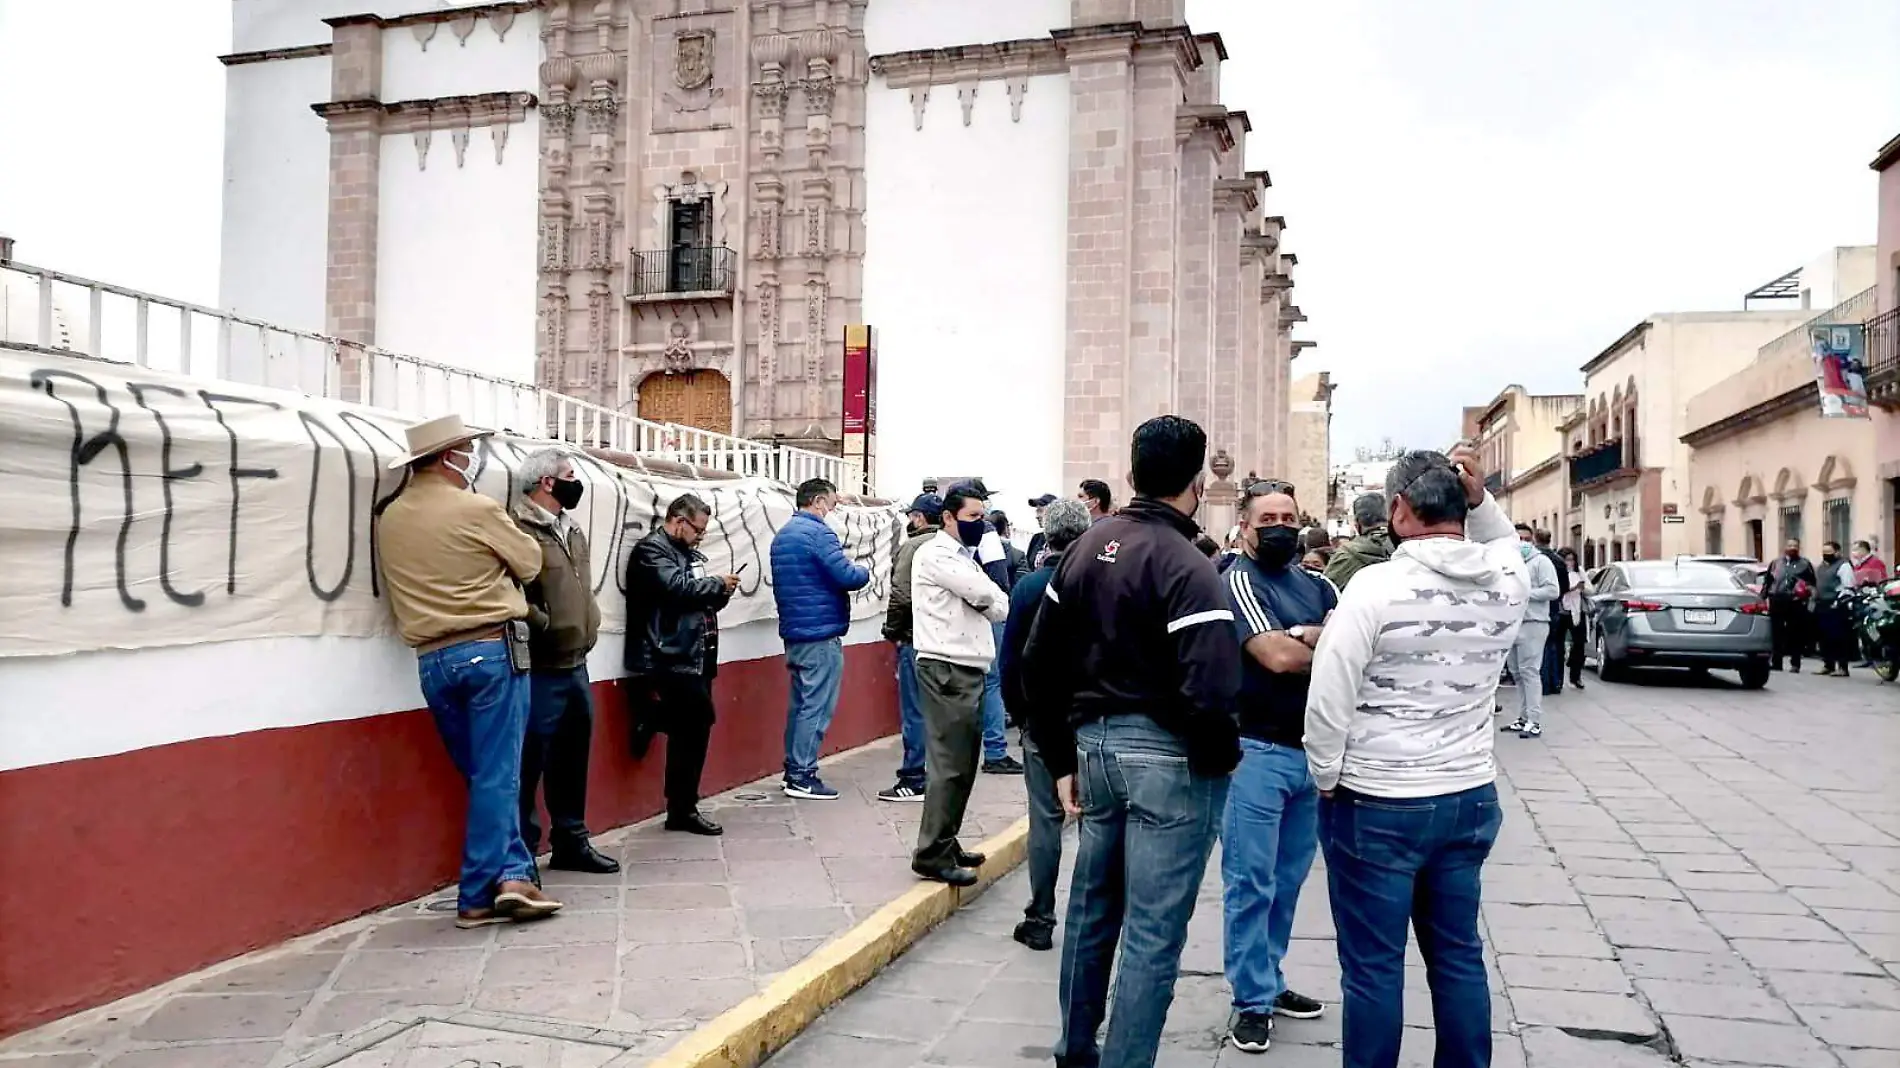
494, 880, 563, 921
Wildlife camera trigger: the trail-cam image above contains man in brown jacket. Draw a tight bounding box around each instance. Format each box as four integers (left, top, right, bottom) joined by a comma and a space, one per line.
379, 415, 563, 928
514, 448, 617, 874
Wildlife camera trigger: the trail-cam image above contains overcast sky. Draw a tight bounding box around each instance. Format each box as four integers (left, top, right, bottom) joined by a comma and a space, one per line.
2, 0, 1896, 462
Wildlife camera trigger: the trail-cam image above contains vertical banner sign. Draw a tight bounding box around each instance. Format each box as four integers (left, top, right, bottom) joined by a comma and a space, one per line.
842, 324, 877, 492
1811, 323, 1870, 419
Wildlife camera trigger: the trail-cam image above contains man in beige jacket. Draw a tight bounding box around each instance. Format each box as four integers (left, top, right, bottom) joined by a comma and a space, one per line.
909, 484, 1011, 887
379, 415, 563, 928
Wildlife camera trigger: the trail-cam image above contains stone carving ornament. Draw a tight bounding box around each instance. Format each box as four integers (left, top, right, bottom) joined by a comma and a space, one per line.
666, 29, 724, 114
662, 320, 694, 373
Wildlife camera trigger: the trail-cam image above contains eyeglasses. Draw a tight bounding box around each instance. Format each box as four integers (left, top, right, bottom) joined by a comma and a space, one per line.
1245, 479, 1296, 497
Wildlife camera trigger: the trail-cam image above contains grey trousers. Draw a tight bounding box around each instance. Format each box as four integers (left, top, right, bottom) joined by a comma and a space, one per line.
1022, 733, 1067, 926
914, 657, 987, 872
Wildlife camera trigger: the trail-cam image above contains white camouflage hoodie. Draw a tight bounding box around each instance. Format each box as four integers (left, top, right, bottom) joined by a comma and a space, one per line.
1303, 494, 1528, 798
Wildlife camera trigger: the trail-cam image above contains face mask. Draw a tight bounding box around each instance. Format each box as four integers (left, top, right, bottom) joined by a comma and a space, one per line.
1853, 551, 1868, 563
550, 477, 584, 510
956, 518, 989, 548
1252, 525, 1301, 570
1786, 549, 1800, 559
442, 449, 478, 490
1823, 552, 1839, 563
1518, 542, 1537, 562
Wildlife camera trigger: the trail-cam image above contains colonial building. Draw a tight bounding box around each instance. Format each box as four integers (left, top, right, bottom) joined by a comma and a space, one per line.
1286, 369, 1333, 517
1468, 384, 1581, 519
1868, 134, 1900, 550
217, 0, 1308, 506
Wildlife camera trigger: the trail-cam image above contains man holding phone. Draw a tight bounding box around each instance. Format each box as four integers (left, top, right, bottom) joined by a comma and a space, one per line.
625, 493, 741, 835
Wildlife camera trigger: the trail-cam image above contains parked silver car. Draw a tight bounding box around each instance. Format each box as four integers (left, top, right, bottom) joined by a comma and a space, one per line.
1585, 560, 1774, 688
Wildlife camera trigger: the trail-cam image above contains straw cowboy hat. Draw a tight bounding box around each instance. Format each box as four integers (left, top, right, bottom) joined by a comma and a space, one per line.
387, 413, 492, 470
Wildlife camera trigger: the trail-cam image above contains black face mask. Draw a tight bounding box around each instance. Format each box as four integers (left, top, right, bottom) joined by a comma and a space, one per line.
550, 477, 584, 509
956, 518, 989, 548
1823, 553, 1839, 564
1252, 525, 1301, 570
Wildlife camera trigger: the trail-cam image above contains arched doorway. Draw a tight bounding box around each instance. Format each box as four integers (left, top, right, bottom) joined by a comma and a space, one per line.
638, 370, 732, 433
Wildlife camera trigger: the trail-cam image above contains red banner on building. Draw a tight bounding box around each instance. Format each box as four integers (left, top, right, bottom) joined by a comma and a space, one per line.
843, 324, 877, 433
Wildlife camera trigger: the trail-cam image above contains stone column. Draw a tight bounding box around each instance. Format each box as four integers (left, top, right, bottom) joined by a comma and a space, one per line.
317, 16, 385, 401
1173, 110, 1225, 434
1124, 42, 1186, 426
1057, 27, 1137, 486
1210, 180, 1250, 474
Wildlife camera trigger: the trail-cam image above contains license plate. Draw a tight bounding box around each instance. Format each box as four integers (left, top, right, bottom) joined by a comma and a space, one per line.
1683, 609, 1717, 625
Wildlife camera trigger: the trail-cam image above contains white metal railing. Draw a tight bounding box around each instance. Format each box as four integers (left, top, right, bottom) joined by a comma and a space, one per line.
0, 257, 871, 492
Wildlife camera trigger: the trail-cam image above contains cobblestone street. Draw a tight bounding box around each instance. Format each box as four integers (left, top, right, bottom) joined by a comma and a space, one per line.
766, 669, 1900, 1068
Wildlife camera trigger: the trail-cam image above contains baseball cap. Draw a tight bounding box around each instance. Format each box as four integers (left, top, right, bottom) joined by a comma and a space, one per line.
1029, 493, 1058, 507
950, 478, 993, 499
907, 493, 945, 519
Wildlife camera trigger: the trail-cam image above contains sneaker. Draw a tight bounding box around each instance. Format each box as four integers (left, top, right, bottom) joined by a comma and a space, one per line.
877, 781, 927, 803
1229, 1011, 1273, 1053
1012, 919, 1055, 952
1519, 723, 1543, 739
1272, 990, 1326, 1020
1501, 719, 1528, 733
982, 755, 1026, 775
783, 777, 840, 800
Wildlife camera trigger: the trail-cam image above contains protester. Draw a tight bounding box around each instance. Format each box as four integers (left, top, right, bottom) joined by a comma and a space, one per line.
910, 484, 1013, 886
378, 415, 562, 928
1304, 445, 1525, 1068
1532, 529, 1571, 696
624, 493, 740, 834
1301, 546, 1332, 575
1324, 493, 1393, 591
513, 448, 615, 873
877, 493, 944, 803
1078, 478, 1114, 523
1196, 534, 1223, 559
999, 498, 1092, 951
1558, 546, 1588, 690
1502, 524, 1560, 739
771, 478, 871, 799
950, 479, 1026, 776
1027, 493, 1059, 567
1851, 540, 1888, 586
1024, 415, 1242, 1068
991, 511, 1033, 590
1814, 540, 1859, 677
1220, 482, 1336, 1053
1766, 539, 1817, 673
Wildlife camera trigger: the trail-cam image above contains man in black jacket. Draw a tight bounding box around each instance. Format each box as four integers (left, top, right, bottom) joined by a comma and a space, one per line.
625, 493, 740, 836
1024, 415, 1242, 1068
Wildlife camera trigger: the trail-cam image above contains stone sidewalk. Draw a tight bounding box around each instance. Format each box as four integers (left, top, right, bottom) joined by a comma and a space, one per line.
0, 737, 1026, 1068
764, 669, 1900, 1068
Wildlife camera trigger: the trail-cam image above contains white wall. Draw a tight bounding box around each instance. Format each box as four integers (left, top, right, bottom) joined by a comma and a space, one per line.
1, 617, 886, 773
865, 72, 1070, 520
233, 0, 467, 53
380, 8, 540, 101
374, 111, 541, 381
863, 0, 1070, 53
218, 55, 332, 334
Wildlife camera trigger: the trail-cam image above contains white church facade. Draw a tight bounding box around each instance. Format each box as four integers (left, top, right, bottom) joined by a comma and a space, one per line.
219, 0, 1310, 506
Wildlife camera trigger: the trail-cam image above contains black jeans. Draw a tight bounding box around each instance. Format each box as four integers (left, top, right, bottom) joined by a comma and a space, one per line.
1540, 616, 1567, 695
521, 666, 596, 856
1565, 615, 1587, 684
1816, 605, 1855, 672
1770, 599, 1810, 669
630, 673, 717, 818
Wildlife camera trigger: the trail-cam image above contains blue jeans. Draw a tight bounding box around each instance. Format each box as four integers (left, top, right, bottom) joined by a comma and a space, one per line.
1321, 784, 1503, 1068
896, 643, 926, 786
1222, 739, 1321, 1014
1057, 717, 1228, 1068
980, 621, 1008, 761
783, 637, 845, 782
520, 666, 595, 855
416, 638, 538, 912
1022, 733, 1066, 926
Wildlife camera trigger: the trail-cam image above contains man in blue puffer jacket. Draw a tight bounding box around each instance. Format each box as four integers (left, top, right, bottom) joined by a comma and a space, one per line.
771, 477, 872, 799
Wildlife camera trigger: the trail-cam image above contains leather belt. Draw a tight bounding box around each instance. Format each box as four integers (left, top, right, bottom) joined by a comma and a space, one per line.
418, 624, 507, 655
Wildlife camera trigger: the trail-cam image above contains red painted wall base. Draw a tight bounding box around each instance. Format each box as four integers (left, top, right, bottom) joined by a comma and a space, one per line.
0, 643, 896, 1037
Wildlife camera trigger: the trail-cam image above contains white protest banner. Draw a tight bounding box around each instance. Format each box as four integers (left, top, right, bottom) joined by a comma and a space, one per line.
0, 347, 901, 659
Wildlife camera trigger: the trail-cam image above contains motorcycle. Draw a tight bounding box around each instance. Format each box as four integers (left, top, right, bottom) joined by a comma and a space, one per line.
1844, 579, 1900, 682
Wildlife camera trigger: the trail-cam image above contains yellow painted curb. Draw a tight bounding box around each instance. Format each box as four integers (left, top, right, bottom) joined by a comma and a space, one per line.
649, 815, 1032, 1068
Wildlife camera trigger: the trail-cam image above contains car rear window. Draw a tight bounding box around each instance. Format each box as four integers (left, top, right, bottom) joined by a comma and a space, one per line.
1624, 563, 1746, 591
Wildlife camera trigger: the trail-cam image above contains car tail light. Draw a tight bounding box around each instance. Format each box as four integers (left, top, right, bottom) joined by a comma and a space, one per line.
1738, 601, 1769, 615
1622, 600, 1666, 612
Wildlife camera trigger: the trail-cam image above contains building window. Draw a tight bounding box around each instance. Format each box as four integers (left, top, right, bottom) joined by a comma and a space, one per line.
1746, 518, 1765, 560
1706, 521, 1723, 555
1780, 505, 1804, 549
1611, 541, 1624, 562
1825, 497, 1851, 550
668, 197, 712, 290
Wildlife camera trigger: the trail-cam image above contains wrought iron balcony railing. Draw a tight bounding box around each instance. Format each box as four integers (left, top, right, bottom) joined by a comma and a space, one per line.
1569, 438, 1631, 488
628, 246, 736, 299
1867, 306, 1900, 409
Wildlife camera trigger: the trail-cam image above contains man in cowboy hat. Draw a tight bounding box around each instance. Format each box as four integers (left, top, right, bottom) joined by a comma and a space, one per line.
379, 414, 565, 928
